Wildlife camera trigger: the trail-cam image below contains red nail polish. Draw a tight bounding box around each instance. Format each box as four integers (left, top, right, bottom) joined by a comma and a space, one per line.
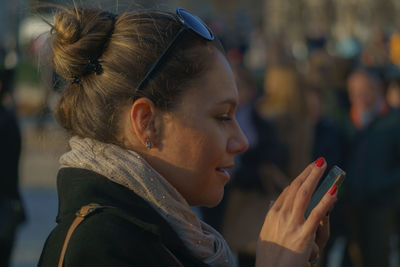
314, 157, 325, 167
329, 185, 338, 196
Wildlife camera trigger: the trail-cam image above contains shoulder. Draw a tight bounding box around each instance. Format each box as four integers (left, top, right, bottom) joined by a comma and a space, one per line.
386, 109, 400, 124
40, 206, 183, 267
372, 109, 400, 133
66, 209, 163, 266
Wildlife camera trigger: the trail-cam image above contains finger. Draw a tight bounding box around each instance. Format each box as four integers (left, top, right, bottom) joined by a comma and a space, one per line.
316, 215, 330, 249
272, 162, 317, 215
303, 185, 338, 237
280, 163, 314, 210
270, 185, 290, 211
318, 214, 330, 230
292, 158, 327, 217
289, 163, 314, 190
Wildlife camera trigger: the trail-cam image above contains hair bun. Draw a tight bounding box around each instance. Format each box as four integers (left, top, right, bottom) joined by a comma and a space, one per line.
51, 8, 116, 80
53, 11, 81, 44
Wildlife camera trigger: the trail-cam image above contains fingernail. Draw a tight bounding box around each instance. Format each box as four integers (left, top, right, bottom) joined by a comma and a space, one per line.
329, 185, 338, 196
314, 157, 325, 168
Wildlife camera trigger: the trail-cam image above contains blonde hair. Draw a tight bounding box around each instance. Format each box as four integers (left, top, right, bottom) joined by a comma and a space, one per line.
258, 66, 306, 118
258, 66, 311, 177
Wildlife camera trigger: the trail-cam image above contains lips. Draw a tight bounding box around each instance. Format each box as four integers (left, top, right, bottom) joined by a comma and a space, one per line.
216, 168, 230, 175
216, 166, 233, 181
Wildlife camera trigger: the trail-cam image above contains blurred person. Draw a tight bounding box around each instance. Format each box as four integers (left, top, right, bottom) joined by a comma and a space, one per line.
342, 69, 400, 267
329, 56, 354, 125
305, 86, 347, 267
386, 80, 400, 110
257, 65, 313, 179
303, 54, 349, 265
305, 50, 332, 88
303, 50, 346, 125
0, 44, 26, 267
305, 86, 343, 172
37, 6, 339, 267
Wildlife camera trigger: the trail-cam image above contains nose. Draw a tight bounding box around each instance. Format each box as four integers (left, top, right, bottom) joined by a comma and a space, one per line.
228, 122, 249, 154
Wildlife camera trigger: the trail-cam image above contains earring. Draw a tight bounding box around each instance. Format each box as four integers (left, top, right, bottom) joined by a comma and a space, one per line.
145, 138, 153, 149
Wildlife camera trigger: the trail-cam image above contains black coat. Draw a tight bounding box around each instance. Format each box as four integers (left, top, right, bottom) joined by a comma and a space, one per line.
342, 109, 400, 205
0, 106, 21, 199
38, 168, 210, 267
0, 106, 25, 238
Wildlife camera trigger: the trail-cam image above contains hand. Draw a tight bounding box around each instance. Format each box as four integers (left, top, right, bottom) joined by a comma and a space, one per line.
255, 158, 338, 267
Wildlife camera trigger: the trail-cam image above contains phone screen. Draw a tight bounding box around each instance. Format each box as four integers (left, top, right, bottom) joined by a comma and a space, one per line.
304, 165, 345, 218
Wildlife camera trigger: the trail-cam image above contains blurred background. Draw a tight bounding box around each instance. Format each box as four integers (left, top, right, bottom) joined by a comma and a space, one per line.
2, 0, 400, 266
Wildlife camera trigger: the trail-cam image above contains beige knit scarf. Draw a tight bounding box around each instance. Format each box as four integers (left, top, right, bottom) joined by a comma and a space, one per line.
59, 136, 234, 266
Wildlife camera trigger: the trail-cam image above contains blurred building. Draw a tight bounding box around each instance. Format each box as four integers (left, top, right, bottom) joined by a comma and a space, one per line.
263, 0, 400, 46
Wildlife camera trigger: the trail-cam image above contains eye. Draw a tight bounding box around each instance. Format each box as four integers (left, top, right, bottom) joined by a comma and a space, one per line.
216, 114, 232, 122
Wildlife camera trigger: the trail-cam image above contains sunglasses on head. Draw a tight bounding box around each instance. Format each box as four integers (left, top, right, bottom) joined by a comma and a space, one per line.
135, 8, 215, 92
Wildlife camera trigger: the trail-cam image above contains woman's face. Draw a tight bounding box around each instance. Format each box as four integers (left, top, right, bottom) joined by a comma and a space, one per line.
151, 50, 248, 207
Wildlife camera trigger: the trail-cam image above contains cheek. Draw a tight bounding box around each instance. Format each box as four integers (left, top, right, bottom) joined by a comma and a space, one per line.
187, 130, 226, 189
161, 117, 228, 205
162, 120, 207, 164
174, 126, 222, 169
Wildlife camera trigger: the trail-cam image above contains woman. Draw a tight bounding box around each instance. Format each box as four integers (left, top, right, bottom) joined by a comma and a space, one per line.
38, 6, 337, 267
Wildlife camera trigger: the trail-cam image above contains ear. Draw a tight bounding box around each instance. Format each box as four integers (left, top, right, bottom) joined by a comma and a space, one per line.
129, 97, 159, 149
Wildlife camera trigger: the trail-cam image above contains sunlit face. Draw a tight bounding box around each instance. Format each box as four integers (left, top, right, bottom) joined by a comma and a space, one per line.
150, 50, 248, 207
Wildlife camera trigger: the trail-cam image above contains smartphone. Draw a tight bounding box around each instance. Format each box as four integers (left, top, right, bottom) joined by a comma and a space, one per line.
304, 165, 346, 218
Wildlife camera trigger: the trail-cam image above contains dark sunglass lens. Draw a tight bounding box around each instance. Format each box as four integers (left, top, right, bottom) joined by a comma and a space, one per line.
177, 8, 214, 40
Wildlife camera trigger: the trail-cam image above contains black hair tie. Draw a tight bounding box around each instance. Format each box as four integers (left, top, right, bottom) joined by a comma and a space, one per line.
87, 59, 104, 75
72, 76, 81, 85
70, 11, 117, 85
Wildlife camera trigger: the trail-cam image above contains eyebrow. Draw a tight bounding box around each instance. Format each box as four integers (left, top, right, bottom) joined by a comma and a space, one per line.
215, 99, 238, 109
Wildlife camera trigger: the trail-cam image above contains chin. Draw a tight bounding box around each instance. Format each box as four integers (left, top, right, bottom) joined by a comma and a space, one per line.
201, 190, 225, 208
